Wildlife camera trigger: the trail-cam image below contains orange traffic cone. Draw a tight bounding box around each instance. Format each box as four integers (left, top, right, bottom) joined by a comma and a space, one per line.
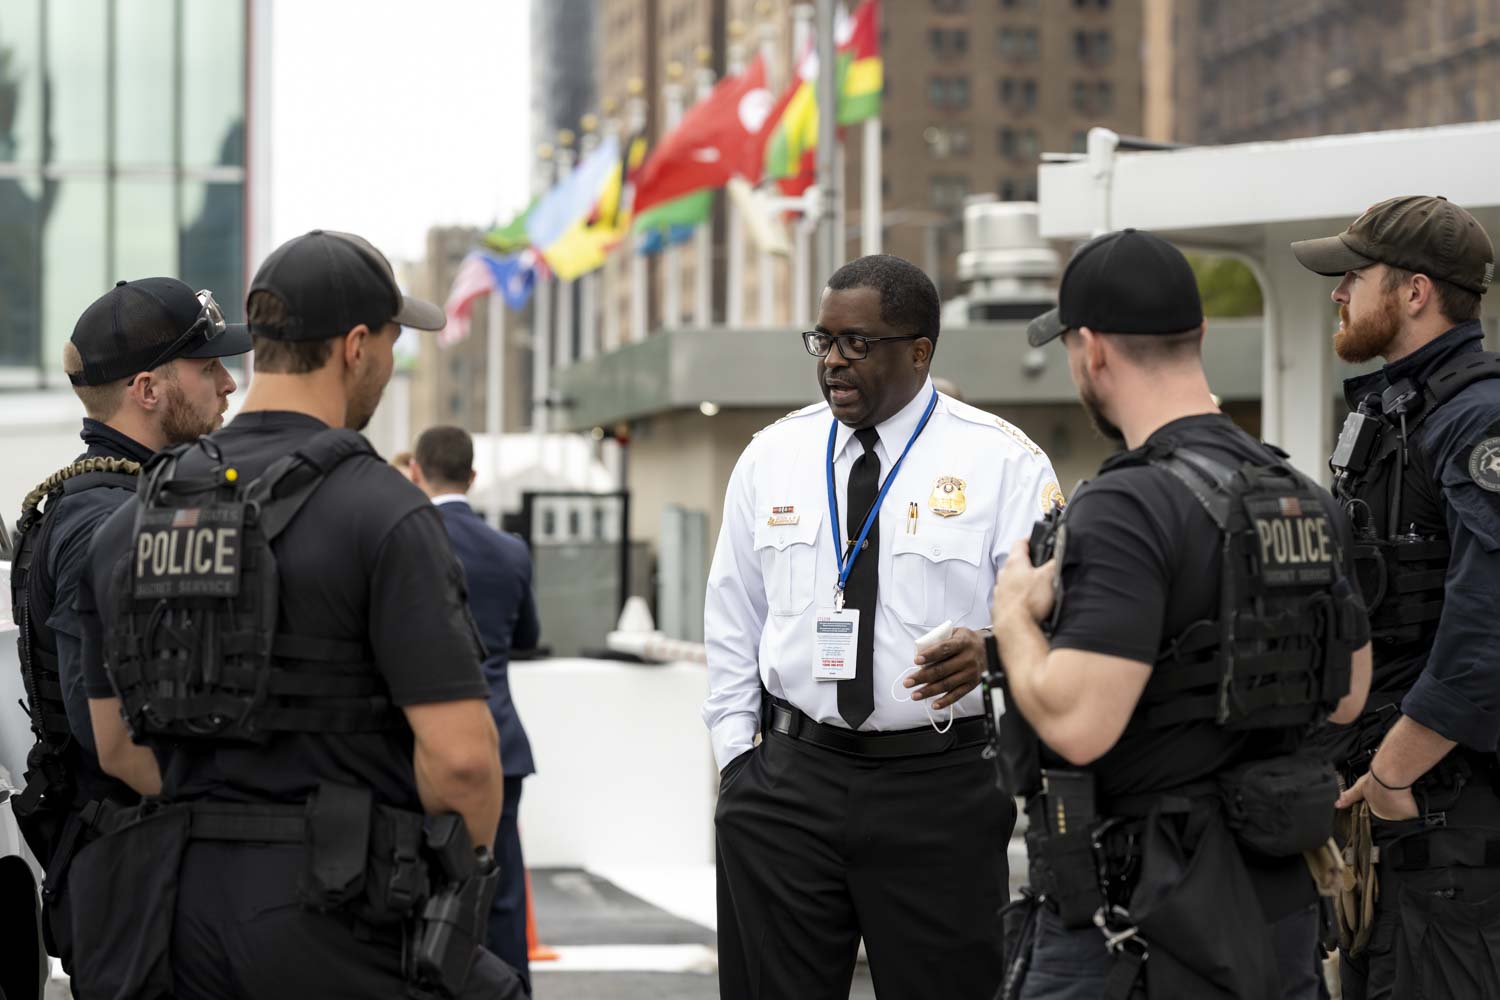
525, 870, 559, 962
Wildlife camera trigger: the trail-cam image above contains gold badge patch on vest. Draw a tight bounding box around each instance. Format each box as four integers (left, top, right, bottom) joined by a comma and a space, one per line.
767, 504, 800, 526
929, 476, 966, 517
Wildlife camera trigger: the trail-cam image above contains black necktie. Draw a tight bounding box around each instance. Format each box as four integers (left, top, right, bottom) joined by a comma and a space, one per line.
839, 427, 880, 729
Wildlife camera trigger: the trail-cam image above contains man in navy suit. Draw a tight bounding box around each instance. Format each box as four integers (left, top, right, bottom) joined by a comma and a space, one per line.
412, 426, 540, 994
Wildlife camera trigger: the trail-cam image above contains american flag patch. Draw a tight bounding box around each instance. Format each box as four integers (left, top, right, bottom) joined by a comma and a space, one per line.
171, 508, 201, 528
1278, 497, 1302, 517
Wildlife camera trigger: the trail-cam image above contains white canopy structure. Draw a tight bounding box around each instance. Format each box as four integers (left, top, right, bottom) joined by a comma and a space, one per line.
1036, 122, 1500, 483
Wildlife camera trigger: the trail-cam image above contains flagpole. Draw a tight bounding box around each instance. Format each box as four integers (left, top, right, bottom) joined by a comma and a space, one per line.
627, 78, 649, 343
814, 0, 838, 285
756, 17, 778, 325
862, 117, 881, 255
578, 114, 601, 361
693, 49, 715, 327
791, 4, 816, 323
553, 130, 577, 379
602, 98, 622, 352
485, 289, 505, 524
794, 185, 817, 324
662, 64, 686, 332
725, 28, 748, 327
531, 145, 555, 443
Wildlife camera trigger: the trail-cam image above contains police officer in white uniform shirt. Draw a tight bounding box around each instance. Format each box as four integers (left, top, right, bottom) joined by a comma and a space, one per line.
705, 254, 1060, 1000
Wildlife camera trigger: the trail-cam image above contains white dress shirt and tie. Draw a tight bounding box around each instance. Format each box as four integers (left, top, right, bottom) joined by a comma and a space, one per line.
706, 373, 1061, 999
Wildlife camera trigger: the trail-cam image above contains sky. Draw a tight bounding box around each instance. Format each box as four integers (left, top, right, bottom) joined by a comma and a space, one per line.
270, 0, 533, 265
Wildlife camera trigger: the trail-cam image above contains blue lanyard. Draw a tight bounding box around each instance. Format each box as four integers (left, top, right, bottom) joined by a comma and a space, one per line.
826, 389, 939, 606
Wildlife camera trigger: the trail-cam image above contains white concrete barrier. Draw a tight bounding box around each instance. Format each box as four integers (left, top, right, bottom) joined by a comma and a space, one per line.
509, 659, 715, 869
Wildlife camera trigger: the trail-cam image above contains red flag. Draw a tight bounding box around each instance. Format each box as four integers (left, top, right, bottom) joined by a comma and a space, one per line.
632, 55, 774, 217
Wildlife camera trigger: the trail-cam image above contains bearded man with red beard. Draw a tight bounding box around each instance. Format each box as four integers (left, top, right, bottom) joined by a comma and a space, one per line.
1293, 196, 1500, 1000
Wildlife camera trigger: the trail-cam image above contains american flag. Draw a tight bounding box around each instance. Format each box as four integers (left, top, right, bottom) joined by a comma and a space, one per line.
439, 252, 502, 347
439, 250, 537, 347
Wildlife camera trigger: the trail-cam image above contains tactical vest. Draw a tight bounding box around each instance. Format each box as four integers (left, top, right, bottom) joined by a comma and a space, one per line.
1330, 350, 1500, 648
9, 458, 141, 825
105, 429, 403, 744
1062, 443, 1361, 735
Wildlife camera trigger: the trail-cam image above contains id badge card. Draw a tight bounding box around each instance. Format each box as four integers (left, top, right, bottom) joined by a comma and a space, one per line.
813, 608, 860, 681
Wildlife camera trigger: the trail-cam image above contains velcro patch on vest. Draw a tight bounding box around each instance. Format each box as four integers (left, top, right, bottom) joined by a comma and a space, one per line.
132, 504, 244, 598
1245, 495, 1336, 586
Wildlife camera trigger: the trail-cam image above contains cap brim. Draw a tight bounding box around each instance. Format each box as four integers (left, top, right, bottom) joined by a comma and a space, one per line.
394, 296, 446, 332
183, 323, 252, 360
1289, 234, 1377, 277
1026, 308, 1068, 347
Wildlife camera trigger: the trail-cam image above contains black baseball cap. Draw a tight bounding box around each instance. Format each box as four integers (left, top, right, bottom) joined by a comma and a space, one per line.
68, 278, 251, 387
1290, 195, 1494, 295
248, 229, 444, 340
1026, 229, 1204, 347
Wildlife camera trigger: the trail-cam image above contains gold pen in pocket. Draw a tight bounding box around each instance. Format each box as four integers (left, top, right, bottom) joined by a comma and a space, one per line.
907, 502, 918, 535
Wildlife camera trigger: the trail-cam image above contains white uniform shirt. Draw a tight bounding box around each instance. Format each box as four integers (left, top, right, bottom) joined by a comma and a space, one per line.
702, 379, 1062, 769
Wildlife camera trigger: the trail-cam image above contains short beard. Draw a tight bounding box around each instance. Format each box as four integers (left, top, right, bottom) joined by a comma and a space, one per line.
1333, 293, 1402, 363
158, 381, 221, 445
1079, 373, 1125, 444
345, 365, 386, 431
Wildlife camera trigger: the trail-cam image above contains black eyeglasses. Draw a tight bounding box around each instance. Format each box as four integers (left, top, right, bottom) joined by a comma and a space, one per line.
802, 330, 922, 361
137, 289, 228, 376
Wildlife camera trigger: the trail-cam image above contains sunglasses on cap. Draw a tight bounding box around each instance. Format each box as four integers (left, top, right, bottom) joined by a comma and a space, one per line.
132, 289, 228, 380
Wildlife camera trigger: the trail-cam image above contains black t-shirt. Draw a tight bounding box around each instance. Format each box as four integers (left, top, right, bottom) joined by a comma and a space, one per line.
1049, 413, 1366, 797
78, 411, 489, 812
1048, 414, 1367, 918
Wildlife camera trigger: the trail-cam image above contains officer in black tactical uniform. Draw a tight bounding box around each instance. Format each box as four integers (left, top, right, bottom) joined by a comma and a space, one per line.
8, 277, 246, 975
70, 231, 527, 1000
1291, 196, 1500, 1000
990, 229, 1373, 999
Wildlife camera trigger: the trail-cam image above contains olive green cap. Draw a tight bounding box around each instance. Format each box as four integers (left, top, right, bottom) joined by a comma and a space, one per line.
1291, 195, 1494, 295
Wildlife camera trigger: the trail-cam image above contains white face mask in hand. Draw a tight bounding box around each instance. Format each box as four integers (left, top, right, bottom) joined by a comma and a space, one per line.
891, 620, 955, 734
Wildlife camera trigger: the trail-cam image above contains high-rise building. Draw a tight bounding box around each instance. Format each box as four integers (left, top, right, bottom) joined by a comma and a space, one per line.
590, 0, 1144, 310
531, 0, 599, 160
1149, 0, 1500, 146
0, 0, 259, 380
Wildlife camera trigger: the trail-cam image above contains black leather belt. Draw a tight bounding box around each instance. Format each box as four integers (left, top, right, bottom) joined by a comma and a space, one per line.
765, 696, 987, 759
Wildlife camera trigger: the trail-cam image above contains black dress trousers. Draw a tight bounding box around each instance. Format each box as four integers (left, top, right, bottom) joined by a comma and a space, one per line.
715, 730, 1016, 1000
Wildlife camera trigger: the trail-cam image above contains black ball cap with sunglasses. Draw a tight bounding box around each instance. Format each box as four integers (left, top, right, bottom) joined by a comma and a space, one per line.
69, 277, 252, 387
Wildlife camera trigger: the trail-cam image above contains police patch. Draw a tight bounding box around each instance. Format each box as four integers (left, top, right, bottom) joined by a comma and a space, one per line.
1467, 437, 1500, 492
133, 503, 245, 598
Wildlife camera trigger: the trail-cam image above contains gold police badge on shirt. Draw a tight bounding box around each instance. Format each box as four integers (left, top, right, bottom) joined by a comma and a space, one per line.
929, 476, 966, 517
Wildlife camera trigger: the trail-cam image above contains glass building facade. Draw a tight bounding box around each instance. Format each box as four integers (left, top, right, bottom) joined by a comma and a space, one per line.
0, 0, 247, 375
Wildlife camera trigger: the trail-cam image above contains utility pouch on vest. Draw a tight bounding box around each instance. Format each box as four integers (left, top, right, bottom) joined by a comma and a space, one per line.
298, 781, 372, 910
1218, 754, 1339, 857
1025, 770, 1102, 929
360, 804, 430, 926
70, 802, 190, 1000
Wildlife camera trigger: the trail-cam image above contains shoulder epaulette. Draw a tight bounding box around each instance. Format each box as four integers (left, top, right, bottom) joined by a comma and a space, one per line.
944, 399, 1044, 458
754, 400, 828, 437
